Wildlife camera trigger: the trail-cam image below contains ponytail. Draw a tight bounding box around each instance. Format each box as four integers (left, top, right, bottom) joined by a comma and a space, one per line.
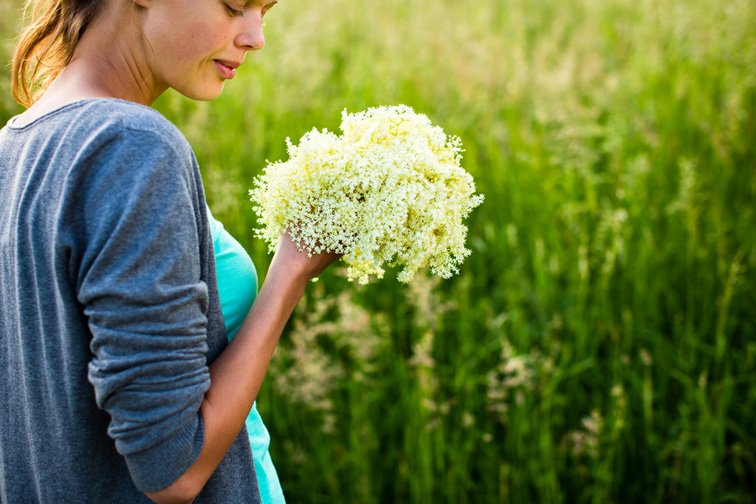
11, 0, 102, 107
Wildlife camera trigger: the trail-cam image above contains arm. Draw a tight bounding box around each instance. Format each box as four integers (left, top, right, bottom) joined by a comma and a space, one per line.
71, 119, 334, 500
146, 234, 339, 504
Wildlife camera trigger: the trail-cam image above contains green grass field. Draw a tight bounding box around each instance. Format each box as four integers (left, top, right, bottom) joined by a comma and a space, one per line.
2, 0, 755, 502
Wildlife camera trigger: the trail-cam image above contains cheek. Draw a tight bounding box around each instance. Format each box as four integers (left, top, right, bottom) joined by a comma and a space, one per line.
169, 28, 214, 65
145, 15, 226, 67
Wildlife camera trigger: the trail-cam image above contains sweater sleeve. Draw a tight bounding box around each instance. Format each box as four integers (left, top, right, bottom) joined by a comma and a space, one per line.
70, 122, 211, 492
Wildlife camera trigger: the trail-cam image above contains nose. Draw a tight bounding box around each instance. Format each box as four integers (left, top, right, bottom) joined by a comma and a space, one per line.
235, 13, 265, 51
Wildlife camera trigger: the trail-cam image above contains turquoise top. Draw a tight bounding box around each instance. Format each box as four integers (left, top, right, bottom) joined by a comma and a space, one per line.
209, 210, 286, 504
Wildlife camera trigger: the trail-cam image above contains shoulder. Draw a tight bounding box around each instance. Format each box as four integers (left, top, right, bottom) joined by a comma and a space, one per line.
5, 98, 196, 175
72, 99, 192, 155
53, 100, 205, 224
49, 99, 201, 188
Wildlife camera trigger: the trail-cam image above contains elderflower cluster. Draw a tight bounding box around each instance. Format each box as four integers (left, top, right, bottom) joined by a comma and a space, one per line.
249, 105, 484, 284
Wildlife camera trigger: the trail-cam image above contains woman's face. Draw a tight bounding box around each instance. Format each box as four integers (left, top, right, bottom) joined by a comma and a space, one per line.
137, 0, 277, 100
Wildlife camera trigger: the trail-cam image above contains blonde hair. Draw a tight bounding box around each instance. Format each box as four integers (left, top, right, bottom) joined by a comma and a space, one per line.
11, 0, 103, 107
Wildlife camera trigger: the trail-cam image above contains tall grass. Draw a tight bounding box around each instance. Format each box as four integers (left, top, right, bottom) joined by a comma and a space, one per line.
2, 0, 754, 502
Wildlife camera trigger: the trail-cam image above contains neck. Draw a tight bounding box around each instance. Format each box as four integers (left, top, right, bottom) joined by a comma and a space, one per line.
34, 1, 164, 110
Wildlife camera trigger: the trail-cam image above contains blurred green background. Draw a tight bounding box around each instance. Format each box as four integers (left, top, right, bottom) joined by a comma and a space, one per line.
2, 0, 755, 502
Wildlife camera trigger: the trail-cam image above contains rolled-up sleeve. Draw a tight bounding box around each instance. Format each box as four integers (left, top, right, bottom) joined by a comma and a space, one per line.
72, 124, 212, 492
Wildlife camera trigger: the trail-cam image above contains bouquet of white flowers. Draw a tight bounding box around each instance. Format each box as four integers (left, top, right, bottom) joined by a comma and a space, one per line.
249, 105, 484, 284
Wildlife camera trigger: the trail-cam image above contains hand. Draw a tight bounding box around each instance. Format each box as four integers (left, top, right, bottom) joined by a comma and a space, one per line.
268, 232, 342, 285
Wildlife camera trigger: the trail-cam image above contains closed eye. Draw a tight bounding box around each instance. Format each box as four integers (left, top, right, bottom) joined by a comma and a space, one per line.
224, 3, 244, 16
224, 1, 277, 18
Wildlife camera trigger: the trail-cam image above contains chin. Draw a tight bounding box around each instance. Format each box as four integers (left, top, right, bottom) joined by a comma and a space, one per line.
175, 83, 226, 101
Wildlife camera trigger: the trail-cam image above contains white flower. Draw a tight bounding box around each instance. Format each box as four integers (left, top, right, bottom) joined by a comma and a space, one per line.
250, 105, 484, 284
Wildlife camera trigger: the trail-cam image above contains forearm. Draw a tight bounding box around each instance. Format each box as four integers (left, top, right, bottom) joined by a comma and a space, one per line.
193, 266, 307, 475
146, 265, 307, 503
145, 234, 338, 504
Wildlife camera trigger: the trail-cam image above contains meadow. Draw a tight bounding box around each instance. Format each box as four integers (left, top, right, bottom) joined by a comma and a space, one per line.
1, 0, 754, 502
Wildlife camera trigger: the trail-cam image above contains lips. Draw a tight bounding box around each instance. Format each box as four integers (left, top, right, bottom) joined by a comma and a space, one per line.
214, 59, 241, 79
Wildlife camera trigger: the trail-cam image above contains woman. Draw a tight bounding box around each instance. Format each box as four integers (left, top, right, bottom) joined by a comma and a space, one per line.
0, 0, 338, 502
